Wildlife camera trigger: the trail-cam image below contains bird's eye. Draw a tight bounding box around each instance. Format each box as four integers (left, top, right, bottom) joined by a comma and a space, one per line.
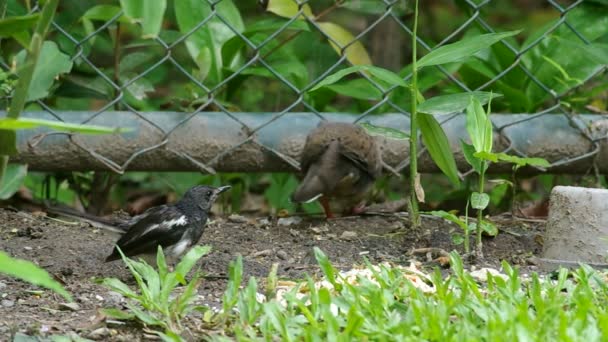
206, 191, 212, 199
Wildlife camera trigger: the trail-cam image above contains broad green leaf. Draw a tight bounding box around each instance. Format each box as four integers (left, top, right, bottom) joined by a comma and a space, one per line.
419, 113, 460, 186
313, 247, 340, 290
359, 122, 409, 140
473, 151, 498, 163
452, 233, 465, 245
429, 210, 467, 231
101, 278, 139, 298
265, 0, 313, 19
0, 117, 127, 134
0, 14, 39, 37
309, 65, 408, 92
495, 153, 550, 168
0, 163, 27, 200
340, 0, 407, 15
317, 22, 372, 66
156, 246, 168, 281
465, 97, 493, 153
417, 31, 520, 69
127, 305, 164, 326
479, 219, 498, 236
100, 308, 136, 320
120, 0, 167, 38
175, 0, 244, 85
418, 91, 502, 115
239, 60, 308, 89
81, 5, 129, 23
15, 41, 73, 101
471, 192, 490, 210
175, 245, 211, 281
460, 140, 487, 174
326, 78, 383, 100
0, 251, 71, 300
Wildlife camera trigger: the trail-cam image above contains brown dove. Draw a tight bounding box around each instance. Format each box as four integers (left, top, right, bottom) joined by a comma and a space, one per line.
291, 121, 382, 218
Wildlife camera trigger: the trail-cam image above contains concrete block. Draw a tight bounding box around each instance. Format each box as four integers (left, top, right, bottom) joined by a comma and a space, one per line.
540, 186, 608, 270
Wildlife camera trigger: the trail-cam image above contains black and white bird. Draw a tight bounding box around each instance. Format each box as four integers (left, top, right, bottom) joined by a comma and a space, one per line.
105, 185, 231, 263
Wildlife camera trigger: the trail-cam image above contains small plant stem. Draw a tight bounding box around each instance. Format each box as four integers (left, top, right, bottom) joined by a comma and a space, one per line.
0, 0, 59, 186
408, 0, 420, 227
464, 198, 470, 254
476, 163, 486, 258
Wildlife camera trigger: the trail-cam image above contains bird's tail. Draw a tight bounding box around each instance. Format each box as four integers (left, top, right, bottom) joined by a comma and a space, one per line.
44, 204, 128, 234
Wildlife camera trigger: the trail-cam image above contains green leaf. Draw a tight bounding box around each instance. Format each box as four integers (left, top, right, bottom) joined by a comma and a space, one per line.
309, 65, 408, 92
417, 31, 521, 69
460, 140, 487, 174
418, 91, 502, 115
265, 0, 314, 19
471, 192, 490, 210
429, 210, 467, 231
100, 308, 136, 320
473, 151, 498, 163
174, 0, 244, 85
15, 41, 73, 102
156, 246, 168, 280
0, 163, 27, 200
81, 5, 129, 23
313, 247, 341, 290
359, 122, 409, 140
101, 277, 138, 299
317, 22, 372, 66
120, 0, 167, 38
0, 251, 71, 301
325, 78, 383, 100
465, 97, 493, 153
0, 14, 39, 38
495, 153, 550, 168
478, 220, 498, 236
452, 233, 465, 245
419, 113, 460, 186
0, 117, 128, 134
175, 245, 211, 281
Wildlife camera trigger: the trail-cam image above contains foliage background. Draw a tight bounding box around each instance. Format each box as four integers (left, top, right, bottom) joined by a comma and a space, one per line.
0, 0, 606, 214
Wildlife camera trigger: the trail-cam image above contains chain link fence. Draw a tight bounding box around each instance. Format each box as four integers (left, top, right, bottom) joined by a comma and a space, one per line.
2, 0, 607, 176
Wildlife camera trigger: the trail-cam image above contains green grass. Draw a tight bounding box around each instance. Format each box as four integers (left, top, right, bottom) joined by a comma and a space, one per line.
105, 248, 608, 341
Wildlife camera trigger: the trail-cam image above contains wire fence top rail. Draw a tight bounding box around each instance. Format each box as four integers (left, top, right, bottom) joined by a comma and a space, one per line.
1, 0, 606, 175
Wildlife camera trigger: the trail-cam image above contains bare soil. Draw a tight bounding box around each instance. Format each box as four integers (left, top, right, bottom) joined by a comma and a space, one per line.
0, 208, 544, 340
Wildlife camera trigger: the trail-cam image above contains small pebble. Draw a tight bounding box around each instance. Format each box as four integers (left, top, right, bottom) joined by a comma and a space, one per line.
23, 246, 32, 251
340, 231, 358, 240
276, 250, 288, 260
251, 249, 273, 258
59, 302, 81, 311
1, 299, 15, 308
0, 281, 6, 290
278, 216, 302, 226
87, 327, 111, 340
228, 214, 248, 223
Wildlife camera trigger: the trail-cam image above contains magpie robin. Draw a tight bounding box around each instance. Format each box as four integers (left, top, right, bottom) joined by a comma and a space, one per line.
105, 185, 231, 263
291, 122, 382, 218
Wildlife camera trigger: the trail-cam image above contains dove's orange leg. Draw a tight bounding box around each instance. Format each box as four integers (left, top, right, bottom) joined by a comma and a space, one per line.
320, 196, 334, 219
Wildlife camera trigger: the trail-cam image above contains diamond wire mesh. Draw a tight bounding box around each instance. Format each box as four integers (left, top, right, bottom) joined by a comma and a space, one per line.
1, 0, 606, 176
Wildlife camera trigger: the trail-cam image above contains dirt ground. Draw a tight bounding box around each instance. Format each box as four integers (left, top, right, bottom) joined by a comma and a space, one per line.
0, 208, 544, 340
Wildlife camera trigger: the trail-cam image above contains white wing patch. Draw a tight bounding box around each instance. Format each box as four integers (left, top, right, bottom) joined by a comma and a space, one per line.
166, 239, 191, 258
141, 215, 188, 236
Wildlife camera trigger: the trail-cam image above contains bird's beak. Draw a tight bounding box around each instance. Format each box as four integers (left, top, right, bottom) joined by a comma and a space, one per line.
215, 185, 232, 194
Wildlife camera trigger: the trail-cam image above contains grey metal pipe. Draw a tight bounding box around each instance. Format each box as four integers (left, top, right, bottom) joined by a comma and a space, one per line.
5, 111, 607, 174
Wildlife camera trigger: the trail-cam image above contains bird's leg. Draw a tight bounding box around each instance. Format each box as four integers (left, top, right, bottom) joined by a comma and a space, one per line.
320, 196, 334, 219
